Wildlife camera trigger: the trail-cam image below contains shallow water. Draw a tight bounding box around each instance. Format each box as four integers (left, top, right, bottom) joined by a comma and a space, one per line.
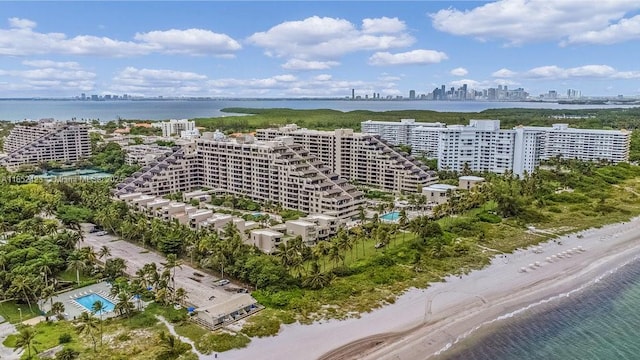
438, 257, 640, 360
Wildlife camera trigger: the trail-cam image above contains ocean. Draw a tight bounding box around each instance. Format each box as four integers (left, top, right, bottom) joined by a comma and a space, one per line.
438, 257, 640, 360
0, 99, 637, 121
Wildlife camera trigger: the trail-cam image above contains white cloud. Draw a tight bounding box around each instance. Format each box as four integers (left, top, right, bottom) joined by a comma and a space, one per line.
22, 60, 81, 69
564, 14, 640, 45
431, 0, 640, 45
492, 68, 518, 78
247, 16, 415, 60
0, 63, 96, 92
314, 74, 332, 81
525, 65, 618, 79
109, 67, 209, 95
8, 17, 36, 29
361, 17, 406, 34
0, 17, 241, 57
449, 78, 520, 89
134, 29, 241, 56
369, 49, 448, 66
450, 67, 468, 76
281, 59, 339, 70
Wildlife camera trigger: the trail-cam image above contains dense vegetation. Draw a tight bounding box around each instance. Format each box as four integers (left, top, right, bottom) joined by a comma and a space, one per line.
194, 107, 640, 161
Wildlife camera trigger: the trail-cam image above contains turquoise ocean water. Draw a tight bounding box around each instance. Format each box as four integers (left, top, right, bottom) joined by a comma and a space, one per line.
438, 257, 640, 360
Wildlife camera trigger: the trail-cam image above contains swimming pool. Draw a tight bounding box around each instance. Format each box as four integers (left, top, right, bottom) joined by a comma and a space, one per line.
380, 211, 400, 221
75, 294, 115, 314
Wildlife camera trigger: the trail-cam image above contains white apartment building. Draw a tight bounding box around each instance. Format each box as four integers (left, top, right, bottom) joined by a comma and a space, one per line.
1, 120, 91, 171
361, 119, 445, 145
438, 120, 516, 174
115, 132, 364, 220
256, 124, 438, 193
153, 119, 196, 137
391, 119, 633, 177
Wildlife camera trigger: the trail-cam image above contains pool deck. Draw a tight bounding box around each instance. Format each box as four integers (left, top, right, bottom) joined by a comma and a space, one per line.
39, 282, 120, 320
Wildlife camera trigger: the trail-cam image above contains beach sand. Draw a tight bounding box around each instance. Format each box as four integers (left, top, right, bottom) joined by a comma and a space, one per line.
221, 218, 640, 360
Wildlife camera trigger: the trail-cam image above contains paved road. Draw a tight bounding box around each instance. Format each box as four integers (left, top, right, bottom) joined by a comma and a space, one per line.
0, 322, 19, 360
81, 224, 247, 309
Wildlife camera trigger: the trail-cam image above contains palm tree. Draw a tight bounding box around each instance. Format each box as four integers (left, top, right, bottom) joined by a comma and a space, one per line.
38, 254, 56, 288
76, 312, 98, 352
174, 287, 188, 305
98, 245, 111, 260
327, 242, 344, 268
9, 275, 35, 311
164, 254, 182, 292
91, 300, 107, 347
14, 326, 39, 359
51, 302, 65, 320
156, 331, 190, 360
114, 292, 135, 317
302, 262, 333, 289
67, 250, 86, 286
312, 241, 330, 271
398, 208, 408, 243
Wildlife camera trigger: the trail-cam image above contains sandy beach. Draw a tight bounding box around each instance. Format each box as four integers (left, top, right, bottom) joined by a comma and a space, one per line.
221, 217, 640, 360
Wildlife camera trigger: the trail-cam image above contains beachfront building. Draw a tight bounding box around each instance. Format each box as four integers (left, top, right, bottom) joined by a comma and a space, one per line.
458, 176, 486, 190
423, 184, 458, 206
0, 120, 91, 171
248, 229, 284, 254
255, 124, 438, 193
361, 119, 445, 145
284, 214, 340, 246
153, 119, 196, 137
363, 119, 631, 177
438, 120, 516, 174
114, 132, 364, 220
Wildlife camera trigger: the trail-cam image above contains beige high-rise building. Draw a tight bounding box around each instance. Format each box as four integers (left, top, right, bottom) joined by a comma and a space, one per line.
1, 120, 91, 171
256, 124, 438, 193
115, 131, 364, 220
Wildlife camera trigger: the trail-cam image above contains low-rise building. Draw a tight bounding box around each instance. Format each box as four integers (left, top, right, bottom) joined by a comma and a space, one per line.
248, 229, 284, 254
423, 184, 458, 206
458, 176, 486, 190
153, 119, 196, 137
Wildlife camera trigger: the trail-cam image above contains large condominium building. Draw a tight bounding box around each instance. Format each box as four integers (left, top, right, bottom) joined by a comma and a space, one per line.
438, 120, 516, 174
153, 119, 196, 137
115, 131, 364, 220
256, 124, 438, 193
1, 120, 91, 171
438, 120, 631, 176
361, 119, 445, 145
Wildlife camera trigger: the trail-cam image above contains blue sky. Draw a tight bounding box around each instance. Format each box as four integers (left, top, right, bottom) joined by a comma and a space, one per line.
1, 1, 640, 98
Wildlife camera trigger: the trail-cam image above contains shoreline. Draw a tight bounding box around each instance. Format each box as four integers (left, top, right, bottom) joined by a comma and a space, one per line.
221, 217, 640, 360
322, 218, 640, 360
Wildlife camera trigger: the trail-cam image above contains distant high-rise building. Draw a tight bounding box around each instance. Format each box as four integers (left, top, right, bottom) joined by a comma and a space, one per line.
409, 90, 416, 100
351, 89, 355, 100
80, 93, 86, 100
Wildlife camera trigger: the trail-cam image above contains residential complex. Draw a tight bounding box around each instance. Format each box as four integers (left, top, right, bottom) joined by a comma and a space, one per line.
361, 119, 631, 176
123, 144, 173, 166
115, 131, 364, 220
0, 120, 91, 171
361, 119, 445, 146
256, 124, 438, 193
153, 119, 196, 137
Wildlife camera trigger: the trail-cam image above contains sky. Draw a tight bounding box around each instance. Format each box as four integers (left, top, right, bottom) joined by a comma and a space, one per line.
1, 1, 640, 98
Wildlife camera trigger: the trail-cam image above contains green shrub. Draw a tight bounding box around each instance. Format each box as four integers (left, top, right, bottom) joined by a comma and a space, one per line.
242, 315, 281, 337
476, 212, 502, 223
196, 332, 250, 353
58, 333, 72, 344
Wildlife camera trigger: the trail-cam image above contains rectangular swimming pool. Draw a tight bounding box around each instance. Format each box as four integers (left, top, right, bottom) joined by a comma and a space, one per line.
380, 211, 400, 221
75, 294, 115, 314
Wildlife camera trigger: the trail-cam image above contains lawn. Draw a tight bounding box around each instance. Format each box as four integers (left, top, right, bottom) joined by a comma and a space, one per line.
0, 301, 41, 324
57, 269, 97, 288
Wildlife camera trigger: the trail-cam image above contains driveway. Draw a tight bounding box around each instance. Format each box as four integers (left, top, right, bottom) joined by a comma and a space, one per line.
81, 224, 250, 309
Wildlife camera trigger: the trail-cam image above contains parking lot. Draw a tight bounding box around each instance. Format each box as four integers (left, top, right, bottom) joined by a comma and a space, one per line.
81, 224, 252, 310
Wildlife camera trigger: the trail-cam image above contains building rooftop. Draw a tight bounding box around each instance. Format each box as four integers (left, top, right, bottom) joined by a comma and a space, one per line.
459, 176, 485, 181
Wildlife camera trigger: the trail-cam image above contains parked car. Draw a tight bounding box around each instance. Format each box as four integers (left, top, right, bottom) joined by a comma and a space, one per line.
95, 231, 108, 236
374, 242, 386, 249
215, 279, 230, 286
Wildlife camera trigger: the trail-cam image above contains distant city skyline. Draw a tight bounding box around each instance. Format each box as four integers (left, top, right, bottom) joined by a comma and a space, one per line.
1, 1, 640, 98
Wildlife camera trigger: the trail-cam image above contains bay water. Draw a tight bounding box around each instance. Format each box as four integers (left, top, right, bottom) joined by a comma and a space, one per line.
0, 99, 637, 122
